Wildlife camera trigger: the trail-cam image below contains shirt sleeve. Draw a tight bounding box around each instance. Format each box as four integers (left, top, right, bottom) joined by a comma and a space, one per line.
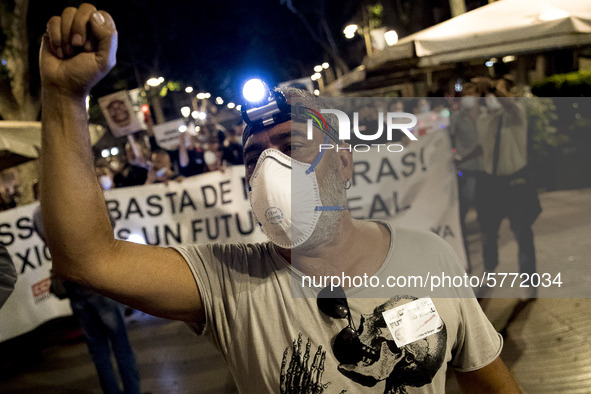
171, 243, 249, 354
450, 296, 503, 372
0, 246, 17, 308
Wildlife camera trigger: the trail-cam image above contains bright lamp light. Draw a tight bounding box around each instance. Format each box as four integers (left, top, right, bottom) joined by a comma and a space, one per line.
243, 79, 269, 104
146, 77, 164, 87
384, 30, 398, 46
344, 24, 358, 39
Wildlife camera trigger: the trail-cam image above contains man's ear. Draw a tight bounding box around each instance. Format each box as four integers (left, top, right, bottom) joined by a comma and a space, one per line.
337, 144, 353, 184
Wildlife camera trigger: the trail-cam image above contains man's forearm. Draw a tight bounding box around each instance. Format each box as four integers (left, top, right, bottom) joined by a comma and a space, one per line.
40, 89, 115, 283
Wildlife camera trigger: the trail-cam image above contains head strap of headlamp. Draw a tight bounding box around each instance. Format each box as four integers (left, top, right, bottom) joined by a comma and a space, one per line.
241, 90, 339, 145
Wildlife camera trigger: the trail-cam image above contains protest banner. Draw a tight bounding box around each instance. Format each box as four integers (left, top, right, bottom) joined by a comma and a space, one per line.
0, 131, 463, 341
346, 130, 465, 263
0, 203, 71, 341
98, 90, 145, 137
152, 119, 186, 151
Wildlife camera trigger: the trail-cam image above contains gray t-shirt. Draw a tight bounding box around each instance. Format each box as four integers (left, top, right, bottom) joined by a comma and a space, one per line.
174, 225, 502, 393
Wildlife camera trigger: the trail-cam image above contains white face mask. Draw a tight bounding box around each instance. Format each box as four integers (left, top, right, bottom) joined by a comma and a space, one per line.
99, 175, 113, 190
155, 167, 167, 178
461, 96, 477, 109
248, 149, 344, 249
485, 94, 502, 111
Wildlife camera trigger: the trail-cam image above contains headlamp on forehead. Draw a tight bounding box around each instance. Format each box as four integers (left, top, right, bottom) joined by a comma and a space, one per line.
241, 79, 291, 141
240, 79, 339, 145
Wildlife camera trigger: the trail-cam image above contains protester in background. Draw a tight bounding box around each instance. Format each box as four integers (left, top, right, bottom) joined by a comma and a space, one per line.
144, 108, 182, 174
202, 140, 221, 171
96, 164, 115, 190
32, 170, 141, 394
178, 133, 209, 177
0, 245, 17, 309
387, 99, 406, 142
114, 141, 149, 187
145, 149, 179, 184
219, 131, 243, 167
450, 82, 485, 273
232, 121, 244, 144
388, 99, 405, 113
474, 77, 541, 297
0, 170, 21, 211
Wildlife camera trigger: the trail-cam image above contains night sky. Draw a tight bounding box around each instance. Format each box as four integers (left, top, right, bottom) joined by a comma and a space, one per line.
27, 0, 362, 103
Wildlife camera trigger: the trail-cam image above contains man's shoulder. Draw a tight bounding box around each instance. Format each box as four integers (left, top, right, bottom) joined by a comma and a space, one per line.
392, 226, 452, 250
174, 241, 276, 265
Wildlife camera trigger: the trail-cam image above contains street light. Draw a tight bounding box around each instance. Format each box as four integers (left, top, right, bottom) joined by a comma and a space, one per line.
322, 62, 329, 69
314, 65, 323, 73
216, 97, 224, 105
311, 73, 322, 81
181, 106, 191, 118
185, 86, 194, 93
196, 93, 206, 99
227, 102, 236, 109
191, 110, 199, 119
384, 30, 398, 46
344, 24, 358, 39
146, 77, 164, 87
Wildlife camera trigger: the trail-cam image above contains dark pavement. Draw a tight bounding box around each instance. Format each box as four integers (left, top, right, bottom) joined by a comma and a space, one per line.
1, 188, 590, 393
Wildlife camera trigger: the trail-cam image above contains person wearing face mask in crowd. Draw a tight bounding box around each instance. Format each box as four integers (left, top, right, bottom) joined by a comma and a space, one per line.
39, 5, 521, 393
470, 77, 541, 298
450, 82, 485, 273
144, 149, 180, 184
96, 164, 115, 190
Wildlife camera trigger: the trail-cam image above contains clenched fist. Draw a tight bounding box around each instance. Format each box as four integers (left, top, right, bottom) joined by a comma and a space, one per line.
40, 3, 117, 98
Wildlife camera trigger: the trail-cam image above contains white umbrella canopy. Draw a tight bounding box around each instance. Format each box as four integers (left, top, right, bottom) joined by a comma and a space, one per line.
0, 121, 106, 170
365, 0, 591, 69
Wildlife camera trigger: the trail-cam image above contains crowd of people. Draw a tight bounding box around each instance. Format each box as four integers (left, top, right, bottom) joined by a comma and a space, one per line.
97, 121, 244, 190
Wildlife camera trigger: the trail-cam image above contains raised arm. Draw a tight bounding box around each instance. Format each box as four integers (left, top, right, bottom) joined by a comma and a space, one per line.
40, 4, 203, 323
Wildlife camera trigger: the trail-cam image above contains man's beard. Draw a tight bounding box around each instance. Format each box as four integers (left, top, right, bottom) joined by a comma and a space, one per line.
297, 155, 347, 251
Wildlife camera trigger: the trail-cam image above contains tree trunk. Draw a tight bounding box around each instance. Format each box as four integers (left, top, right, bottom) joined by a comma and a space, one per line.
449, 0, 467, 17
0, 0, 40, 121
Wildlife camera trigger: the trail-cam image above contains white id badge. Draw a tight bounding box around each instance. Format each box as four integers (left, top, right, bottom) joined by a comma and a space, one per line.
382, 296, 443, 348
